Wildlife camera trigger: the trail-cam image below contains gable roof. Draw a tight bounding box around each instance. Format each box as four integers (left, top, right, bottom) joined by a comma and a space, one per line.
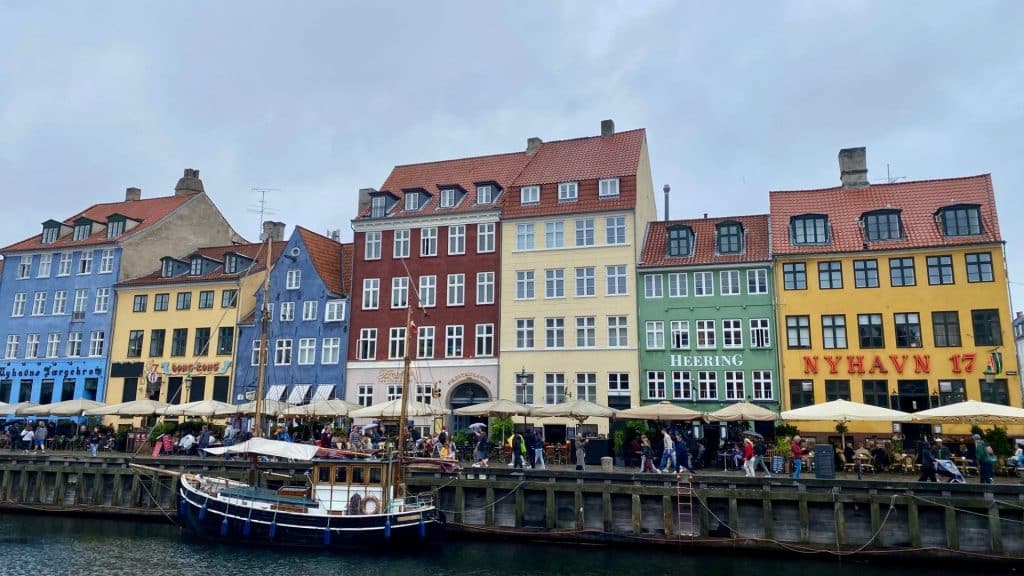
2, 194, 194, 253
116, 241, 284, 287
295, 226, 349, 296
769, 174, 999, 255
511, 128, 645, 186
639, 214, 770, 268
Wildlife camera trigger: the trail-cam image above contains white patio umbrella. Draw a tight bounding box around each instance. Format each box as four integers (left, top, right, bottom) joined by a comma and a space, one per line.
282, 398, 361, 417
781, 398, 911, 446
532, 399, 618, 424
615, 401, 704, 422
21, 399, 105, 417
907, 400, 1024, 425
85, 398, 170, 417
350, 398, 446, 419
7, 402, 39, 416
454, 399, 533, 417
212, 399, 293, 417
162, 400, 236, 418
706, 401, 778, 422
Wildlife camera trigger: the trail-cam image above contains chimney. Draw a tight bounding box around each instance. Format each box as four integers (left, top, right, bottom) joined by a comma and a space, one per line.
838, 147, 869, 189
125, 187, 142, 201
262, 220, 286, 242
329, 229, 341, 242
358, 188, 376, 214
601, 119, 615, 137
663, 184, 671, 221
526, 137, 543, 156
174, 168, 205, 196
1017, 311, 1023, 319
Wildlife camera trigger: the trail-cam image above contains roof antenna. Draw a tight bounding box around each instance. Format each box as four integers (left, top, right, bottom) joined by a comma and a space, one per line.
248, 187, 280, 238
885, 163, 906, 184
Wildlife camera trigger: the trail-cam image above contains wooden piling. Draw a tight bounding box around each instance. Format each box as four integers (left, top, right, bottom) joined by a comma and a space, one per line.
484, 487, 495, 526
631, 493, 642, 535
988, 501, 1003, 555
514, 486, 525, 529
907, 498, 921, 548
545, 488, 556, 530
602, 489, 612, 533
453, 485, 465, 524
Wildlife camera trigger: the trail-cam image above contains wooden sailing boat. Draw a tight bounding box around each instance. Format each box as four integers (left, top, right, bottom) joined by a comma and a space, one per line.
175, 233, 450, 548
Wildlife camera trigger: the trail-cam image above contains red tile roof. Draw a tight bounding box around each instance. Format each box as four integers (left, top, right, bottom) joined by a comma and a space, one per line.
2, 194, 194, 253
639, 215, 770, 268
769, 174, 1000, 255
116, 241, 285, 287
295, 226, 350, 296
512, 128, 645, 186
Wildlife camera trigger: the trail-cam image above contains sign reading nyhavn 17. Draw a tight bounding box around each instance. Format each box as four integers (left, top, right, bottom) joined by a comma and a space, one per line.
801, 353, 1003, 376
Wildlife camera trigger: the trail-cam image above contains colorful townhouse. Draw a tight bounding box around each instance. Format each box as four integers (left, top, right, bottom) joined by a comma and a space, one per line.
637, 215, 779, 442
499, 121, 656, 437
348, 147, 527, 433
0, 170, 240, 410
235, 225, 352, 406
105, 227, 281, 420
771, 147, 1021, 440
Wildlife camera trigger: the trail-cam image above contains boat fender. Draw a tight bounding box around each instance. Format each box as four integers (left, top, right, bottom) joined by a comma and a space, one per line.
199, 499, 208, 521
323, 526, 331, 546
243, 518, 252, 538
268, 520, 277, 540
220, 517, 229, 537
360, 495, 381, 515
418, 516, 426, 540
384, 518, 392, 541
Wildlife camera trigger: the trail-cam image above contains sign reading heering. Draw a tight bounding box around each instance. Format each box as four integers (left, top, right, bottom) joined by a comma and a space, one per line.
669, 354, 744, 368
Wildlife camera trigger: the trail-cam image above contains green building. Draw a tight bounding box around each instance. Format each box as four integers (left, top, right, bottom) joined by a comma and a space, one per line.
637, 214, 780, 439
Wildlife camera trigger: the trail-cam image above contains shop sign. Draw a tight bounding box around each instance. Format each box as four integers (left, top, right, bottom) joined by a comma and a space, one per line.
800, 352, 1007, 376
669, 354, 744, 368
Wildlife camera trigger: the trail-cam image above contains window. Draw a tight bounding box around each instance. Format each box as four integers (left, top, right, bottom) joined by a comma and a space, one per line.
606, 265, 627, 295
11, 293, 25, 317
575, 218, 594, 247
698, 372, 718, 400
217, 327, 234, 356
671, 320, 690, 349
720, 270, 741, 295
224, 255, 239, 274
599, 178, 619, 197
67, 333, 82, 357
668, 273, 688, 297
789, 380, 815, 409
544, 221, 564, 248
818, 261, 843, 289
510, 371, 534, 405
646, 371, 666, 399
932, 311, 961, 347
717, 222, 742, 253
391, 229, 410, 259
445, 325, 463, 358
477, 223, 495, 253
644, 274, 662, 298
42, 226, 59, 244
558, 182, 578, 201
415, 226, 437, 257
971, 309, 1002, 346
607, 316, 628, 347
16, 256, 31, 279
852, 259, 879, 288
511, 270, 534, 300
131, 295, 147, 313
93, 288, 109, 313
476, 272, 494, 305
32, 292, 47, 316
980, 380, 1010, 406
748, 318, 770, 349
385, 384, 403, 402
786, 316, 811, 349
939, 205, 982, 236
516, 223, 535, 251
545, 269, 564, 298
391, 277, 409, 308
576, 316, 596, 348
416, 326, 434, 359
274, 338, 293, 365
857, 314, 884, 348
608, 373, 631, 397
545, 318, 565, 348
447, 225, 465, 255
862, 380, 889, 407
725, 371, 745, 400
78, 251, 92, 274
894, 313, 922, 348
825, 380, 851, 401
4, 335, 18, 359
694, 271, 713, 296
57, 253, 71, 276
544, 373, 566, 404
966, 253, 994, 283
520, 185, 539, 204
357, 328, 377, 360
37, 254, 51, 278
671, 371, 692, 400
477, 185, 495, 204
605, 216, 626, 245
515, 319, 534, 349
25, 334, 39, 359
716, 319, 739, 348
71, 289, 87, 317
370, 196, 386, 218
325, 300, 345, 322
302, 300, 317, 321
404, 192, 423, 211
96, 249, 113, 273
46, 333, 60, 358
667, 226, 692, 257
126, 330, 143, 356
575, 267, 596, 297
413, 275, 434, 308
161, 259, 177, 278
862, 210, 902, 241
752, 371, 773, 400
439, 188, 457, 208
927, 255, 954, 285
51, 291, 66, 315
189, 257, 204, 276
742, 269, 767, 295
154, 293, 169, 311
176, 292, 191, 310
821, 315, 847, 349
87, 331, 105, 357
357, 385, 373, 407
279, 301, 294, 321
362, 278, 380, 309
197, 290, 214, 310
645, 321, 665, 349
148, 329, 165, 357
475, 324, 494, 356
388, 328, 406, 360
193, 327, 210, 356
73, 222, 91, 240
446, 273, 465, 306
791, 215, 829, 244
696, 320, 716, 349
888, 257, 916, 287
364, 231, 382, 260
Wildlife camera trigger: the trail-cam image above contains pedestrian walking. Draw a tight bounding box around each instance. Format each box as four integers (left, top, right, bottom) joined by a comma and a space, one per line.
674, 433, 696, 474
742, 437, 756, 477
659, 428, 676, 472
512, 431, 526, 470
533, 429, 546, 470
917, 439, 937, 482
640, 435, 658, 473
754, 437, 771, 477
790, 436, 803, 479
20, 426, 34, 453
974, 433, 994, 484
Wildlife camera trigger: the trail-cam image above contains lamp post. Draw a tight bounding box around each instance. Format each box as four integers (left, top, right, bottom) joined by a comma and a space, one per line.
516, 367, 528, 403
183, 375, 192, 405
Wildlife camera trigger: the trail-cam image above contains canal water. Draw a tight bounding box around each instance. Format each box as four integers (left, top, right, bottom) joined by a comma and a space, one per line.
0, 514, 1004, 575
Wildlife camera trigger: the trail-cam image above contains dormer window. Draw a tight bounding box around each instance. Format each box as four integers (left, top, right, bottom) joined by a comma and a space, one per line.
190, 258, 203, 276
938, 204, 983, 237
161, 259, 176, 278
520, 185, 540, 205
599, 178, 620, 198
224, 255, 238, 274
73, 222, 92, 241
791, 214, 829, 245
41, 224, 60, 244
439, 188, 457, 208
667, 226, 693, 257
106, 216, 126, 239
405, 192, 423, 211
371, 196, 387, 218
477, 185, 494, 204
862, 209, 902, 241
558, 182, 578, 202
716, 221, 743, 254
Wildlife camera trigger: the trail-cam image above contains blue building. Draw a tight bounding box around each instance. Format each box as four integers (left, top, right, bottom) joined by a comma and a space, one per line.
234, 226, 353, 405
0, 170, 240, 410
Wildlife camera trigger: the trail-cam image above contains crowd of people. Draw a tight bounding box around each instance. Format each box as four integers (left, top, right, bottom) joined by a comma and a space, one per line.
2, 422, 114, 455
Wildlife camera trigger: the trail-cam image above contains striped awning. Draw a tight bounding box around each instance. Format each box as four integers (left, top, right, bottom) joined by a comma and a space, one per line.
265, 384, 286, 401
287, 384, 312, 405
311, 385, 335, 402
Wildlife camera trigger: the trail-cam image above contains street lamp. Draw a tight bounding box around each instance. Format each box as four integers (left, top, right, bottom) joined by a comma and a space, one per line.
183, 375, 192, 404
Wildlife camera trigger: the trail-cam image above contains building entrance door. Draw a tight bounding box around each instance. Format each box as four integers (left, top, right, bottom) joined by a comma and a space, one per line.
896, 379, 931, 447
449, 382, 490, 433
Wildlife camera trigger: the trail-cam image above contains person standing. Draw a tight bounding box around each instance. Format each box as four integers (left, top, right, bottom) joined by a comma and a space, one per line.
933, 438, 951, 460
20, 426, 34, 453
674, 433, 696, 474
741, 437, 756, 477
512, 431, 526, 470
918, 439, 937, 482
524, 428, 536, 469
790, 435, 803, 479
975, 433, 994, 484
198, 425, 211, 458
659, 428, 676, 473
533, 429, 546, 470
88, 428, 101, 457
640, 435, 658, 473
34, 422, 48, 453
575, 435, 589, 472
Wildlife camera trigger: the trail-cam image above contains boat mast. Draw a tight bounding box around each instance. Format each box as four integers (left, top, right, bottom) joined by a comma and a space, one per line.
253, 233, 272, 438
393, 305, 413, 496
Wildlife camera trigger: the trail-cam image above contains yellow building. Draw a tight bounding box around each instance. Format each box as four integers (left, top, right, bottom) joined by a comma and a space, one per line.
770, 148, 1021, 442
498, 122, 656, 436
106, 237, 282, 424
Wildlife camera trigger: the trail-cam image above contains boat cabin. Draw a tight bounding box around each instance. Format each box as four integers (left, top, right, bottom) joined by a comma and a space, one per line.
310, 458, 396, 515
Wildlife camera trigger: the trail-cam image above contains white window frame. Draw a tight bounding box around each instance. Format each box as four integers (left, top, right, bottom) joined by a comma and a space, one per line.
52, 290, 67, 315
447, 225, 466, 255
445, 325, 464, 358
520, 185, 540, 204
668, 272, 688, 297
605, 216, 626, 245
644, 274, 663, 298
88, 331, 105, 357
325, 300, 346, 322
32, 292, 47, 316
672, 371, 693, 400
515, 373, 534, 405
286, 268, 301, 289
46, 333, 60, 358
357, 385, 374, 407
388, 327, 406, 360
646, 321, 665, 349
67, 332, 82, 357
722, 319, 743, 349
321, 337, 341, 365
747, 268, 768, 295
98, 249, 114, 274
446, 273, 465, 306
607, 315, 628, 348
515, 319, 534, 349
279, 301, 295, 322
25, 333, 39, 359
362, 278, 380, 310
420, 227, 437, 257
364, 231, 382, 260
575, 267, 595, 297
57, 253, 72, 276
515, 270, 535, 300
720, 270, 741, 295
544, 268, 564, 299
599, 178, 620, 197
4, 335, 19, 359
515, 223, 535, 251
576, 372, 597, 402
94, 288, 110, 314
725, 371, 745, 400
752, 371, 774, 401
576, 316, 596, 348
476, 272, 494, 305
274, 338, 292, 365
357, 328, 377, 360
646, 370, 666, 400
575, 218, 595, 247
608, 373, 630, 397
696, 320, 716, 349
391, 277, 409, 309
698, 371, 718, 400
671, 320, 690, 349
419, 275, 436, 307
439, 188, 457, 208
11, 293, 26, 317
544, 317, 565, 349
544, 373, 566, 405
750, 318, 771, 349
558, 182, 578, 201
476, 185, 494, 204
297, 338, 316, 365
416, 326, 435, 359
606, 265, 627, 295
393, 229, 410, 259
302, 300, 317, 321
475, 323, 494, 357
477, 223, 495, 253
694, 272, 714, 296
37, 254, 52, 278
404, 192, 422, 211
78, 251, 93, 275
544, 221, 564, 249
16, 256, 30, 279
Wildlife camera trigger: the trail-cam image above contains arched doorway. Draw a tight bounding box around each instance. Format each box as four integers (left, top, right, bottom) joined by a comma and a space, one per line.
449, 382, 490, 434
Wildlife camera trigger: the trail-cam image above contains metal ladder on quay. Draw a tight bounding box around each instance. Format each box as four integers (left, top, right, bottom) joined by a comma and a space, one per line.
676, 474, 696, 538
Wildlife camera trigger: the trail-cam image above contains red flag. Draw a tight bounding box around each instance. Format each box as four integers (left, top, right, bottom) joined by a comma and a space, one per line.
410, 320, 418, 334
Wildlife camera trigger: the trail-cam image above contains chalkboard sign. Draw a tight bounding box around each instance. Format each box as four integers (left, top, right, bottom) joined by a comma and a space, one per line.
771, 455, 785, 474
813, 444, 836, 479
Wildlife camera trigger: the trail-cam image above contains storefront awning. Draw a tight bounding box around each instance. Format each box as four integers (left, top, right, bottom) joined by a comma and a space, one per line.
286, 384, 311, 405
265, 384, 286, 401
311, 384, 335, 402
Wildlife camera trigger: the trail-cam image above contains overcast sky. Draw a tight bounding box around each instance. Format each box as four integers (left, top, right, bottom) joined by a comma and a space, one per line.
1, 1, 1022, 306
